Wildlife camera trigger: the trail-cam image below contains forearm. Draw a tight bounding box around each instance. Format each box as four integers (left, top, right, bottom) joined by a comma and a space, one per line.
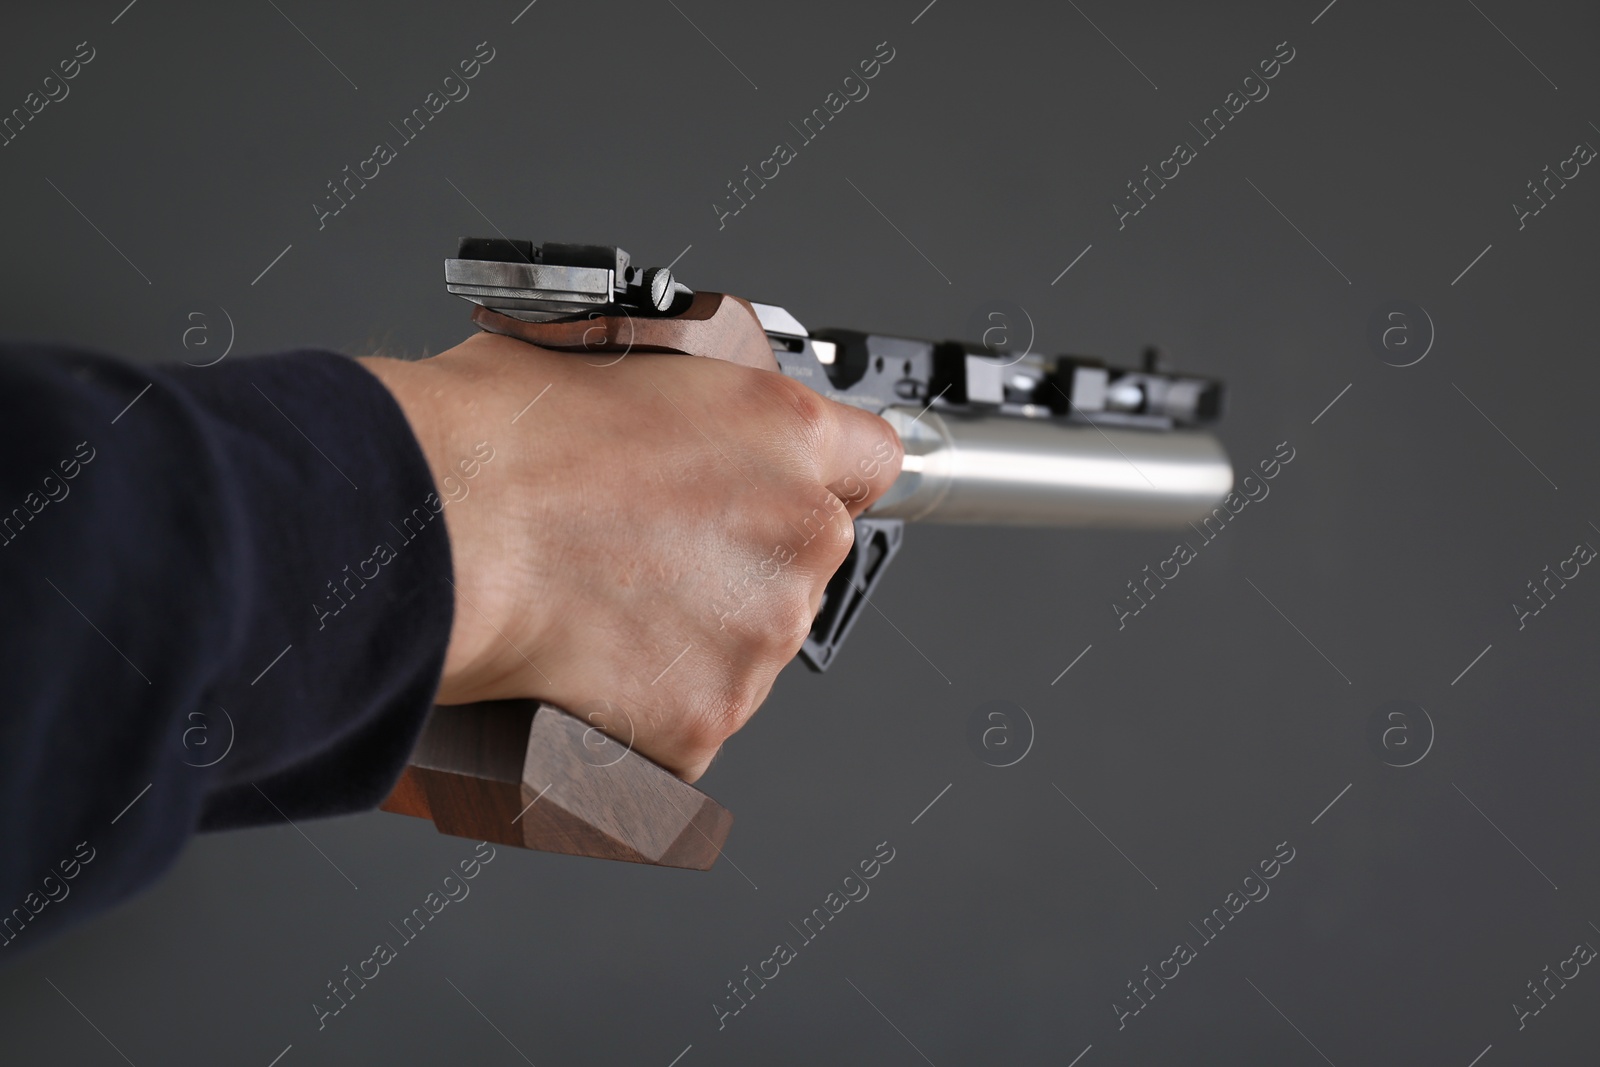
0, 344, 452, 950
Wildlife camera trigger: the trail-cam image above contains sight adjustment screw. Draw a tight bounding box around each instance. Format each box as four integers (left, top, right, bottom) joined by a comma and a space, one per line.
642, 267, 675, 313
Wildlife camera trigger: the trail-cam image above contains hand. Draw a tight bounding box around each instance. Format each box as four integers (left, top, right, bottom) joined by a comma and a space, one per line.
358, 330, 902, 780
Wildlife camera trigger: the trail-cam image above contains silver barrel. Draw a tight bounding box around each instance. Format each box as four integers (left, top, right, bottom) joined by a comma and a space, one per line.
868, 405, 1233, 527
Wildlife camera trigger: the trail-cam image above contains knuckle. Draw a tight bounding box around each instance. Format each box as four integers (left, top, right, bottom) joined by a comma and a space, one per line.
752, 370, 831, 444
804, 499, 857, 566
771, 594, 817, 654
875, 423, 905, 476
853, 418, 904, 489
694, 676, 765, 748
722, 589, 812, 659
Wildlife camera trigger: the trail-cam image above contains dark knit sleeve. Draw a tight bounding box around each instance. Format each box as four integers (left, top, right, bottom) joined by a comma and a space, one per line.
0, 344, 453, 952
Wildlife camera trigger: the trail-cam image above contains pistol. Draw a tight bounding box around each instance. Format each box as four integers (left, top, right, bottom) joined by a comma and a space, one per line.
380, 239, 1233, 868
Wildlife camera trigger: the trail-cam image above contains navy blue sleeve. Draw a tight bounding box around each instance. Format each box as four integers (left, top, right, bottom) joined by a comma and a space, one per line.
0, 344, 454, 953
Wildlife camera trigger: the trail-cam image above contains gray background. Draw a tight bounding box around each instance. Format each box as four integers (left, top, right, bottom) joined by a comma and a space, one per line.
2, 0, 1598, 1064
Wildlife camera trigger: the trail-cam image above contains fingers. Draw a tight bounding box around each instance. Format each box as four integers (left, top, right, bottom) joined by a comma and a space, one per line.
674, 671, 780, 783
748, 370, 904, 518
821, 401, 905, 517
591, 641, 787, 784
419, 341, 908, 788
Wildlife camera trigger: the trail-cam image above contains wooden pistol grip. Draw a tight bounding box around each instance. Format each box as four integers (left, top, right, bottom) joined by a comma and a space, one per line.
381, 702, 732, 871
470, 290, 780, 372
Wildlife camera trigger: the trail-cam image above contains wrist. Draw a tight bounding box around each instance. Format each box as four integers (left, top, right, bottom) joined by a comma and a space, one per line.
355, 354, 509, 705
